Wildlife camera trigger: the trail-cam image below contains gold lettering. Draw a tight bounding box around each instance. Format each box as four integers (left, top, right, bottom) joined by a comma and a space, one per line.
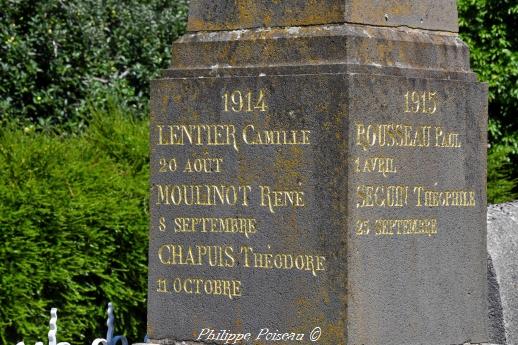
243, 125, 311, 146
404, 90, 438, 114
157, 278, 168, 293
155, 124, 239, 152
159, 158, 178, 173
259, 185, 305, 214
158, 217, 167, 232
183, 157, 224, 174
155, 184, 252, 207
435, 127, 462, 148
356, 185, 409, 208
223, 89, 268, 113
355, 219, 370, 236
158, 244, 235, 268
354, 156, 398, 177
239, 245, 326, 277
173, 217, 257, 238
374, 218, 438, 237
168, 276, 242, 300
355, 123, 432, 151
414, 186, 476, 207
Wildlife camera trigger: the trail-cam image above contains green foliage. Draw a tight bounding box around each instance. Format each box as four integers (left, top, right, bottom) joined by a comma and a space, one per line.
458, 0, 518, 201
458, 0, 518, 130
0, 0, 189, 130
0, 101, 149, 344
487, 144, 518, 203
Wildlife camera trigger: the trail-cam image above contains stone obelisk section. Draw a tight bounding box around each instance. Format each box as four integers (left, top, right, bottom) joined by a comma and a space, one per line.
149, 1, 488, 344
187, 0, 459, 32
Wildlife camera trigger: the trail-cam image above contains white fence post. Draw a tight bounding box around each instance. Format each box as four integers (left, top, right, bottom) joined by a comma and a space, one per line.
16, 303, 128, 345
16, 308, 70, 345
92, 303, 128, 345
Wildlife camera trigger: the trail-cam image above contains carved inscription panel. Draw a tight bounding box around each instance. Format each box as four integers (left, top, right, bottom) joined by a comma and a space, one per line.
148, 73, 487, 345
149, 74, 349, 344
348, 74, 488, 345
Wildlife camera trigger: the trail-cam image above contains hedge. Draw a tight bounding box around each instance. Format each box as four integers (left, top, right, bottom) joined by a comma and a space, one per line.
0, 102, 149, 344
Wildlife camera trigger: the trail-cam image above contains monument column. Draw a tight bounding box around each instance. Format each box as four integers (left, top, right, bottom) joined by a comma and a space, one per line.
148, 1, 488, 344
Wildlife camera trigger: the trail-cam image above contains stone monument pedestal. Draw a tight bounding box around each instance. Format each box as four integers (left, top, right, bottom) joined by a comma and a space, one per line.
147, 1, 489, 344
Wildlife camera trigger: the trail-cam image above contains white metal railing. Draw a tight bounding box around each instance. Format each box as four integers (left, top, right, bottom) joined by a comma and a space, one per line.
16, 303, 128, 345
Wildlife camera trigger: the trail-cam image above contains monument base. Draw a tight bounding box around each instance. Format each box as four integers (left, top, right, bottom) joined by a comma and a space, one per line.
148, 3, 488, 344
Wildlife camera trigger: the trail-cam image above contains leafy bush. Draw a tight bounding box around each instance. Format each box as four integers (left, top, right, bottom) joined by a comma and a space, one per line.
459, 0, 518, 201
459, 0, 518, 131
0, 0, 188, 130
0, 101, 149, 344
488, 144, 518, 203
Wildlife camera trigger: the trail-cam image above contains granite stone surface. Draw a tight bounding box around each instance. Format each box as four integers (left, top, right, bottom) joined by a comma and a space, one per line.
147, 1, 488, 344
488, 254, 507, 344
187, 0, 459, 32
488, 202, 518, 345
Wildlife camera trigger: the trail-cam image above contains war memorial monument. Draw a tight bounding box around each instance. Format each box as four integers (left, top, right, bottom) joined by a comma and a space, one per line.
147, 1, 489, 344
